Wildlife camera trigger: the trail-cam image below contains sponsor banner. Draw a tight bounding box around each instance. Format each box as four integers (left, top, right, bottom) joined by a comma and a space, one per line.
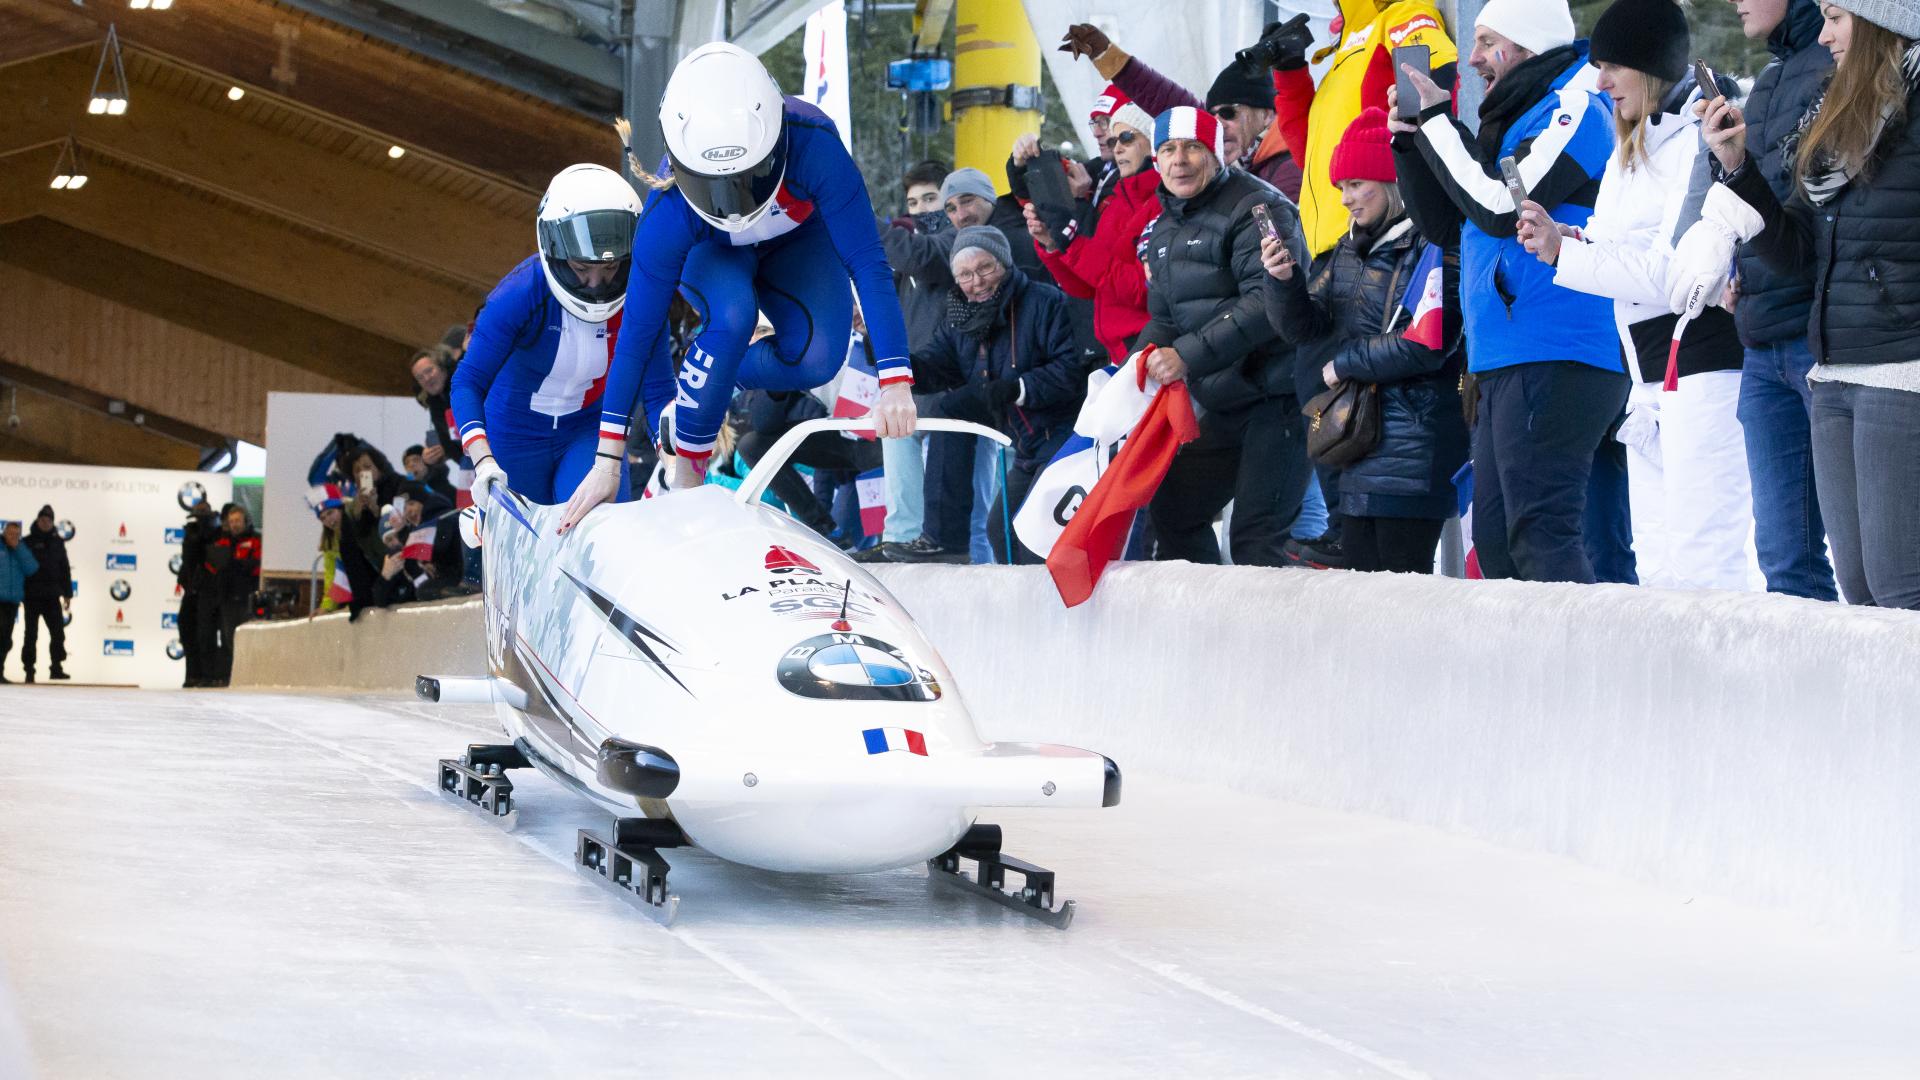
0, 460, 231, 687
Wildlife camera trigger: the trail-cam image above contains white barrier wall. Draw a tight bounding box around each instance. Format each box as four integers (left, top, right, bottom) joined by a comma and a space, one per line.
233, 564, 1920, 943
0, 461, 233, 687
261, 392, 436, 575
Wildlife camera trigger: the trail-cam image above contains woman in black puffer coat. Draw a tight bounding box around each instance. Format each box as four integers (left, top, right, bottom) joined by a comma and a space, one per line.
1262, 108, 1466, 574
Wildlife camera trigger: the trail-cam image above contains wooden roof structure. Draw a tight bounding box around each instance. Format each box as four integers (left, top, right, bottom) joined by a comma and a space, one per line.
0, 0, 622, 462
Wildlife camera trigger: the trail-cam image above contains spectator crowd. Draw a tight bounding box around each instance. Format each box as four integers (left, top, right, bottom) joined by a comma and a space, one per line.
363, 0, 1915, 618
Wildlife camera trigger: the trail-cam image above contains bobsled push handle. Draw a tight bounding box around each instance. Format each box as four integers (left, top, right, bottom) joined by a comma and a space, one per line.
733, 418, 1011, 508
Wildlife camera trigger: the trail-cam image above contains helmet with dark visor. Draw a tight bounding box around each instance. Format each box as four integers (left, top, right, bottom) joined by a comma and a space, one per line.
538, 209, 636, 303
670, 130, 789, 224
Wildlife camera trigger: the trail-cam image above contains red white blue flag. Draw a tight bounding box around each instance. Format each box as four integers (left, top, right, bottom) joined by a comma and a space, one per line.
328, 565, 354, 605
1399, 242, 1446, 351
832, 331, 881, 439
855, 467, 886, 539
862, 727, 927, 756
400, 524, 437, 562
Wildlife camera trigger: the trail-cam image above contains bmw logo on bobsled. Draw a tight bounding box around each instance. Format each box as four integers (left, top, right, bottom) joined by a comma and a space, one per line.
422, 419, 1118, 927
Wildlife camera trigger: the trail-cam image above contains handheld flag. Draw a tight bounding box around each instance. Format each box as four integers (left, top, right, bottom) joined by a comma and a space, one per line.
400, 524, 437, 562
328, 565, 354, 605
1399, 242, 1446, 351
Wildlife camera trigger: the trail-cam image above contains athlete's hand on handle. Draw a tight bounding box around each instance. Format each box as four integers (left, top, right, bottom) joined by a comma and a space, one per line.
872, 382, 918, 439
557, 456, 621, 535
469, 451, 508, 504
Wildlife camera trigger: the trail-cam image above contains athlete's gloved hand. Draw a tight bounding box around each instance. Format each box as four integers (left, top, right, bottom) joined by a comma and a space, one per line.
557, 456, 621, 535
871, 382, 918, 439
469, 455, 508, 503
1667, 184, 1765, 317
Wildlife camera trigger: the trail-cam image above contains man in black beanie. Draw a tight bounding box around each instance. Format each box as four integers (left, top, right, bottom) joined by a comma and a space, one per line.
1059, 24, 1304, 200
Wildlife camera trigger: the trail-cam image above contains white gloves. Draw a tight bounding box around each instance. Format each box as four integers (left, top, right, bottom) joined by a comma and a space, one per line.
1667, 183, 1767, 318
470, 455, 508, 504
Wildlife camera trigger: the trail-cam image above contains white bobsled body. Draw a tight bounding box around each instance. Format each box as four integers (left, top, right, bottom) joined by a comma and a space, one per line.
473, 421, 1117, 874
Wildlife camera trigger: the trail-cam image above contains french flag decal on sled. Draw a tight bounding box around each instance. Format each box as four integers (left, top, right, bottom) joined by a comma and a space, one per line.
862, 727, 927, 756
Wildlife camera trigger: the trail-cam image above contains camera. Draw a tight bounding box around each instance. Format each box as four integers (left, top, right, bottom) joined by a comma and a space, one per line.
1235, 13, 1312, 70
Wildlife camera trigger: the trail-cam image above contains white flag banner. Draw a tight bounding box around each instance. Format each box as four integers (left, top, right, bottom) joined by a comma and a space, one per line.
803, 1, 853, 151
1012, 354, 1162, 557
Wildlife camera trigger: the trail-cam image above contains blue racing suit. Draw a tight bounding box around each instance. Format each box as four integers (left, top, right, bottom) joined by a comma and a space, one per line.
451, 255, 630, 504
599, 99, 915, 458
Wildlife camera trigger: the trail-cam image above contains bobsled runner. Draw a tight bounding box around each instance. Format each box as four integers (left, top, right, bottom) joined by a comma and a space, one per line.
423, 418, 1119, 928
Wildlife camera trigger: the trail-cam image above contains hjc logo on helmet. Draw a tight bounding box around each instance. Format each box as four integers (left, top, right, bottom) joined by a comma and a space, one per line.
703, 145, 748, 162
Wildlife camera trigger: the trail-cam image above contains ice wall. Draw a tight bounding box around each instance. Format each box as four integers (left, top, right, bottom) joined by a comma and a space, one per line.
874, 565, 1920, 944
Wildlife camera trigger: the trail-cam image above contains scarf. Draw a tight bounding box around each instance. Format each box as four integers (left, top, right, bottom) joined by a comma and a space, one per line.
946, 280, 1011, 337
1475, 44, 1586, 159
1787, 41, 1920, 206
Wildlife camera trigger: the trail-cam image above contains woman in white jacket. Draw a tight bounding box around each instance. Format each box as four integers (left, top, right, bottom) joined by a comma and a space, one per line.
1517, 0, 1760, 591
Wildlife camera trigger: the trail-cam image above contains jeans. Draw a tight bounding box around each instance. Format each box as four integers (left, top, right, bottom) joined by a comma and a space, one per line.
970, 439, 998, 564
1295, 470, 1332, 541
1808, 380, 1920, 609
1472, 362, 1632, 583
880, 434, 925, 543
1739, 340, 1837, 600
1150, 398, 1311, 567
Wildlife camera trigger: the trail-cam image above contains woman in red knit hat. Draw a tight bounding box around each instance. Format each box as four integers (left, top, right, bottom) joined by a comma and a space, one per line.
1262, 107, 1468, 574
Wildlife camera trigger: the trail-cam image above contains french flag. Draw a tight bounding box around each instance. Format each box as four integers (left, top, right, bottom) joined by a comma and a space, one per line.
1399, 242, 1446, 351
862, 727, 927, 756
833, 332, 881, 438
328, 565, 354, 605
855, 467, 886, 539
1452, 461, 1482, 580
400, 524, 436, 562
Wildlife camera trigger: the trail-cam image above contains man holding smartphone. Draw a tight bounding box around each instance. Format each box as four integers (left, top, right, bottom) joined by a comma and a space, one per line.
1387, 0, 1629, 584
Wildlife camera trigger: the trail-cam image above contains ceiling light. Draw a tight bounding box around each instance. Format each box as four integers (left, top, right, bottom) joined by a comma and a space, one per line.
48, 137, 89, 191
150, 0, 173, 8
128, 0, 150, 7
387, 145, 406, 159
227, 86, 245, 101
87, 25, 131, 117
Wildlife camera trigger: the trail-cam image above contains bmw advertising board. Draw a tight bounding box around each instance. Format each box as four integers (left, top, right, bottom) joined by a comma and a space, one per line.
0, 461, 232, 687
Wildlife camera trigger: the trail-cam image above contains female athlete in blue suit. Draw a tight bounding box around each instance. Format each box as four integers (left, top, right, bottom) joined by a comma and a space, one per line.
557, 42, 918, 532
453, 164, 643, 507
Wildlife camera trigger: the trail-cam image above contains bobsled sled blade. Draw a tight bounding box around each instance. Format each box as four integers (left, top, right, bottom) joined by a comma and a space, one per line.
575, 825, 679, 926
926, 837, 1076, 929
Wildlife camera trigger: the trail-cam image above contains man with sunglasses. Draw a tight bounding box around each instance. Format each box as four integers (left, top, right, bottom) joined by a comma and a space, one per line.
1060, 24, 1304, 202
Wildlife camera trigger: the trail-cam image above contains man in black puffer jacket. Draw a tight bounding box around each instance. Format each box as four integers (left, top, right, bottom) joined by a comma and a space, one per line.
1137, 107, 1311, 567
1720, 0, 1838, 601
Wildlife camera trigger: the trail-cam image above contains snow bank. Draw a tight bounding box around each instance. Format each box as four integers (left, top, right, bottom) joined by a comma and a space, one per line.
232, 564, 1920, 942
876, 565, 1920, 944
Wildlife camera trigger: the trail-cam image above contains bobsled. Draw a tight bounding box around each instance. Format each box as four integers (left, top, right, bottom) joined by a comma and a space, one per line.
423, 418, 1118, 926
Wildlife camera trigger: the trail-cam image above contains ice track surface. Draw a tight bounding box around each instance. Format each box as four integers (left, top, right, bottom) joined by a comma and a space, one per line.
4, 689, 1919, 1080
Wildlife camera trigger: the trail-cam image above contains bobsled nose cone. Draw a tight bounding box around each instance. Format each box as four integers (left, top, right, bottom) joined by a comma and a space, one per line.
597, 738, 680, 799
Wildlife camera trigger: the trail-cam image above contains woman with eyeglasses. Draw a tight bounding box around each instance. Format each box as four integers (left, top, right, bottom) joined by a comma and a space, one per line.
1023, 101, 1162, 366
1679, 0, 1920, 608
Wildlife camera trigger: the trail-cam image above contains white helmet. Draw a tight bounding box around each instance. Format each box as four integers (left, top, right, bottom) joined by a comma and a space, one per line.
659, 42, 788, 233
536, 163, 643, 322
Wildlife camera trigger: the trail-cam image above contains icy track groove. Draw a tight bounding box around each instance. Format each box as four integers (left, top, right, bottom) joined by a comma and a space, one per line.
3, 687, 1919, 1079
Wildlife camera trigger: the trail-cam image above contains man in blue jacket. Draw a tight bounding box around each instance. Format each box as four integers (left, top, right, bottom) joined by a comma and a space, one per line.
0, 519, 38, 683
1390, 0, 1631, 583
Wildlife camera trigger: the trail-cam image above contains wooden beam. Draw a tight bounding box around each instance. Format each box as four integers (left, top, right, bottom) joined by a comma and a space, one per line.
0, 52, 531, 291
0, 8, 94, 69
1, 151, 485, 354
0, 383, 201, 471
1, 0, 617, 192
0, 355, 232, 451
0, 219, 415, 394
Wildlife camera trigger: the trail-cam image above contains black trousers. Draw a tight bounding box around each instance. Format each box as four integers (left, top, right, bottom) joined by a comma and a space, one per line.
177, 589, 204, 684
20, 596, 65, 673
737, 428, 881, 536
1342, 515, 1446, 574
0, 601, 16, 671
199, 594, 249, 683
1149, 398, 1311, 567
1471, 362, 1631, 583
986, 456, 1047, 565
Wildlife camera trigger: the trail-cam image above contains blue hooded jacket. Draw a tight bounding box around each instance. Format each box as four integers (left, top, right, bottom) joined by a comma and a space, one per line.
0, 532, 37, 603
1395, 43, 1624, 375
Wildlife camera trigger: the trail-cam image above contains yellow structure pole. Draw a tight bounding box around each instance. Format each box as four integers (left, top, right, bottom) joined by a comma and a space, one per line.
952, 0, 1041, 193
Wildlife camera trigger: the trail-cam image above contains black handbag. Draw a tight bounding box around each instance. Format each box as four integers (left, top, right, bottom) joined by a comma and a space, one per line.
1303, 378, 1380, 467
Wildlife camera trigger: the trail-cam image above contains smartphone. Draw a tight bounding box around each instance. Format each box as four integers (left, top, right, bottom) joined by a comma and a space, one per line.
1393, 44, 1432, 121
1250, 203, 1279, 243
1499, 155, 1528, 211
1693, 58, 1718, 99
